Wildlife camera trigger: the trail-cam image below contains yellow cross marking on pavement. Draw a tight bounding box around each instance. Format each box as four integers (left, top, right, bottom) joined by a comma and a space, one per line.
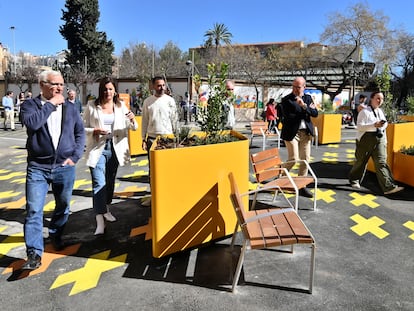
2, 243, 81, 276
11, 160, 26, 165
0, 232, 25, 258
0, 169, 11, 174
132, 159, 148, 166
121, 170, 148, 178
313, 188, 336, 203
114, 185, 148, 198
0, 190, 22, 199
346, 153, 355, 158
10, 178, 26, 184
130, 219, 152, 240
327, 144, 339, 148
403, 221, 414, 240
0, 196, 26, 209
0, 171, 26, 180
322, 157, 338, 163
323, 152, 338, 157
50, 250, 127, 296
349, 192, 379, 208
44, 200, 75, 212
350, 214, 389, 239
73, 179, 92, 189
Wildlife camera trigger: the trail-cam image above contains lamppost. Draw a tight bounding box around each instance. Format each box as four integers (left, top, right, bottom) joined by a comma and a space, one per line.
9, 26, 16, 76
185, 60, 193, 124
347, 58, 365, 128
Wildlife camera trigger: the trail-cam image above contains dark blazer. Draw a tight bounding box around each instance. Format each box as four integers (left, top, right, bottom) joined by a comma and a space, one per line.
20, 95, 85, 169
280, 93, 318, 141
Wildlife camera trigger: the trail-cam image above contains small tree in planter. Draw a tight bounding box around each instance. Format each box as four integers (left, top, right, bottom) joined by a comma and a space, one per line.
399, 145, 414, 155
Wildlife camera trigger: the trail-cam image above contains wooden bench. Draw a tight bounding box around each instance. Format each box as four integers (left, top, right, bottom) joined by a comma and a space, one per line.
250, 148, 317, 211
249, 121, 280, 150
228, 172, 316, 293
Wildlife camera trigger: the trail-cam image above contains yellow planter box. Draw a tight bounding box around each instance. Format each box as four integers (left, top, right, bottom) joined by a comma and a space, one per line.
367, 122, 414, 172
392, 152, 414, 187
150, 131, 249, 258
128, 116, 147, 156
398, 115, 414, 122
311, 114, 342, 144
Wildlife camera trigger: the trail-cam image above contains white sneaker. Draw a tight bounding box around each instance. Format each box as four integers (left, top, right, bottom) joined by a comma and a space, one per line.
103, 212, 116, 222
350, 180, 361, 189
141, 197, 151, 207
384, 186, 404, 195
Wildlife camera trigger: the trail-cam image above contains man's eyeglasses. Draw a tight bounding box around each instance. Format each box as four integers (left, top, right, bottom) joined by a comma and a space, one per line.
226, 88, 234, 91
43, 81, 65, 87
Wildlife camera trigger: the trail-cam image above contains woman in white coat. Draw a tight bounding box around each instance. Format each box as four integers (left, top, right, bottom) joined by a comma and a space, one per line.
83, 77, 138, 235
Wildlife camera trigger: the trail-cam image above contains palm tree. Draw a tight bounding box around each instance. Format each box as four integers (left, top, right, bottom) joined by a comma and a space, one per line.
204, 23, 233, 50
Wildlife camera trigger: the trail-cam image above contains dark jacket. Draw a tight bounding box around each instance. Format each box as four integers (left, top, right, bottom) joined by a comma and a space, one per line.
20, 96, 85, 169
280, 93, 318, 141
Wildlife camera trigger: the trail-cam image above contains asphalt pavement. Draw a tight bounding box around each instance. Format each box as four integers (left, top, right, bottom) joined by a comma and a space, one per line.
0, 122, 413, 311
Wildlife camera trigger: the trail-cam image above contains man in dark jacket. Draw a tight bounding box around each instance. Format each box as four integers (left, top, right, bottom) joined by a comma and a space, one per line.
20, 70, 85, 270
280, 77, 318, 197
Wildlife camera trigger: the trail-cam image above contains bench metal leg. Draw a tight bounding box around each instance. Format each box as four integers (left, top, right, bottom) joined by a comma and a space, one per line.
232, 239, 247, 293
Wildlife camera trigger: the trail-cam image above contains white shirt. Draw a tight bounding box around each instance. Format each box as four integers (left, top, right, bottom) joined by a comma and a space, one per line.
141, 94, 177, 139
41, 97, 62, 150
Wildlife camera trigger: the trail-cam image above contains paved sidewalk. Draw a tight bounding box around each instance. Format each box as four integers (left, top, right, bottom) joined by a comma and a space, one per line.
0, 126, 413, 311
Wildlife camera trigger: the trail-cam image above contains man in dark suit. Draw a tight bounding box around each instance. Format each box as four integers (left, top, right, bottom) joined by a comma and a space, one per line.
280, 77, 318, 197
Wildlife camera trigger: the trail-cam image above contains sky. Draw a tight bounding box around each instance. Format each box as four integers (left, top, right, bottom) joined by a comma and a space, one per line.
0, 0, 413, 57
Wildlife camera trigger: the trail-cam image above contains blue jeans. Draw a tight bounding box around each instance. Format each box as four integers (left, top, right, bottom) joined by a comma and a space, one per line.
90, 140, 119, 214
24, 164, 76, 257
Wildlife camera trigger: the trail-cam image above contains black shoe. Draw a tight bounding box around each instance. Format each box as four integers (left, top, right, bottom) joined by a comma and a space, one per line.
299, 187, 313, 198
22, 252, 41, 270
49, 233, 65, 251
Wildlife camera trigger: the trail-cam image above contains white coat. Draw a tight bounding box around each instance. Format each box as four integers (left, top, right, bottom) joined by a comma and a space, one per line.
83, 100, 138, 168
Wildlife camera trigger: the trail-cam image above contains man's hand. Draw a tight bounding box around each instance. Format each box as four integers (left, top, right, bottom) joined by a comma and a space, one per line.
49, 94, 65, 107
62, 158, 75, 166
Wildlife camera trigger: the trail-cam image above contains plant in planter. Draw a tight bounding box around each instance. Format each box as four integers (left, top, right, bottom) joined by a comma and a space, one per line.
155, 62, 239, 149
399, 145, 414, 155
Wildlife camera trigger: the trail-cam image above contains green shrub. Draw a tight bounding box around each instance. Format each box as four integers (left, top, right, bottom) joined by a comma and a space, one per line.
399, 145, 414, 155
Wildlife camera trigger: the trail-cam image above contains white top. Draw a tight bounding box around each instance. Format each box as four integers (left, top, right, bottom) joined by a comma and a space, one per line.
41, 97, 62, 150
356, 105, 387, 141
141, 94, 177, 139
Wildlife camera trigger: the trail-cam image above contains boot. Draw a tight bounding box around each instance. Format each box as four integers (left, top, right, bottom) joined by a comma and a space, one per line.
94, 214, 105, 235
103, 206, 116, 222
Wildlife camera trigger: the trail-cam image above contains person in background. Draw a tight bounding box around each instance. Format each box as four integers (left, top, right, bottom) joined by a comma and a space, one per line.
356, 94, 367, 114
16, 92, 26, 127
16, 92, 25, 113
2, 90, 15, 131
66, 89, 83, 114
224, 80, 236, 129
141, 76, 177, 207
349, 91, 404, 195
280, 77, 318, 198
20, 70, 85, 270
83, 77, 138, 235
265, 98, 278, 133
